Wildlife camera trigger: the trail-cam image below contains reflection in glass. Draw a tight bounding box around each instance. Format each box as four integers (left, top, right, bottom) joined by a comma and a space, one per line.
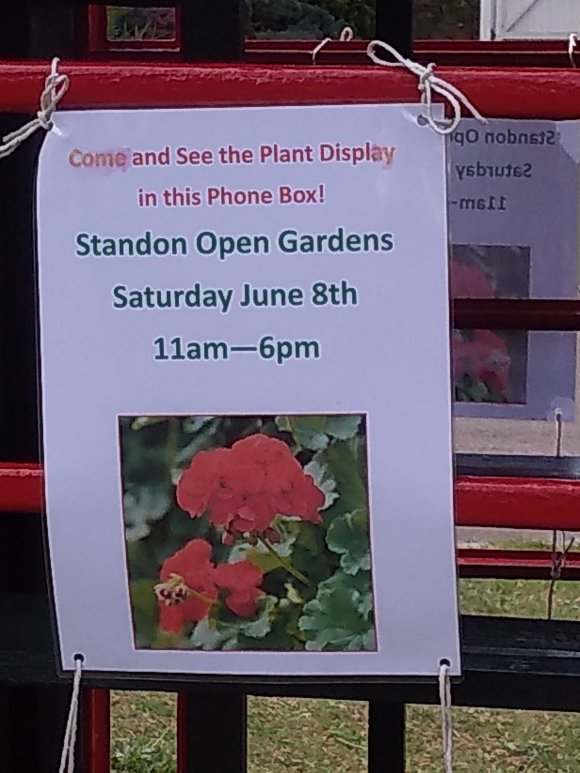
413, 0, 479, 39
245, 0, 374, 39
452, 245, 530, 406
106, 6, 177, 42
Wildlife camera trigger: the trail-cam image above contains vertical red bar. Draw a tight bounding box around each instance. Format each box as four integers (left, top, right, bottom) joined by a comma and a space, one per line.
177, 692, 188, 773
87, 6, 108, 53
82, 689, 111, 773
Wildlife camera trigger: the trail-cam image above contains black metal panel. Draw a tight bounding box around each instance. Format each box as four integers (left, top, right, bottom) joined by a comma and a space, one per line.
0, 117, 42, 463
0, 5, 28, 57
0, 685, 70, 772
368, 702, 405, 773
181, 0, 244, 62
456, 454, 580, 480
375, 0, 413, 58
27, 3, 80, 59
183, 693, 247, 773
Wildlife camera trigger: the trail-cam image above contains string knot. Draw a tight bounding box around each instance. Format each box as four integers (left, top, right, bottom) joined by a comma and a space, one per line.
418, 61, 436, 100
0, 57, 69, 160
366, 40, 487, 135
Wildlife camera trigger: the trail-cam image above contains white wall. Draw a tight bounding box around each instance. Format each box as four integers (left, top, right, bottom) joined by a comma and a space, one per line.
481, 0, 580, 40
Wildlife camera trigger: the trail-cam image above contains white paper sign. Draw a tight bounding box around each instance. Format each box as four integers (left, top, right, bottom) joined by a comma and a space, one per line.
37, 105, 460, 677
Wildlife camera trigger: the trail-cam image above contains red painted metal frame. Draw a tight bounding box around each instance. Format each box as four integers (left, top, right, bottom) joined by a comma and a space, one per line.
3, 463, 580, 531
1, 62, 580, 119
0, 463, 43, 512
82, 689, 111, 773
245, 39, 577, 68
454, 299, 580, 331
176, 692, 188, 773
457, 548, 580, 579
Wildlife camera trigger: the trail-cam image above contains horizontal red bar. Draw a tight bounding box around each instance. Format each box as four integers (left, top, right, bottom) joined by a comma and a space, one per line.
245, 39, 577, 68
456, 475, 580, 531
1, 62, 580, 118
458, 548, 580, 580
453, 299, 580, 331
0, 463, 44, 513
3, 464, 580, 531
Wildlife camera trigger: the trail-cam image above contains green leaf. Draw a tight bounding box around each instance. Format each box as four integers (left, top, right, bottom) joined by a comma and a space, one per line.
129, 579, 159, 647
130, 416, 168, 431
173, 418, 221, 469
275, 416, 329, 451
298, 573, 375, 651
325, 415, 362, 440
126, 539, 157, 580
182, 416, 215, 434
124, 486, 171, 542
315, 441, 367, 520
275, 415, 363, 451
304, 458, 338, 510
326, 510, 371, 575
190, 596, 276, 650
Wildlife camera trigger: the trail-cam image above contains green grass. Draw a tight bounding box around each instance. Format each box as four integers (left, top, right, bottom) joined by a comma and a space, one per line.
111, 577, 580, 772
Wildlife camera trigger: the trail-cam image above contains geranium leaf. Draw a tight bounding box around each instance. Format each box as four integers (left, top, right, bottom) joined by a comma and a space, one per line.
298, 574, 374, 651
303, 458, 338, 510
190, 596, 276, 650
275, 416, 329, 451
124, 487, 171, 542
326, 510, 371, 576
325, 415, 362, 440
129, 579, 158, 647
316, 442, 367, 519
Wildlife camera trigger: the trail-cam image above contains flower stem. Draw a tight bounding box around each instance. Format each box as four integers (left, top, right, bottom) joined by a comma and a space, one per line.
257, 535, 314, 588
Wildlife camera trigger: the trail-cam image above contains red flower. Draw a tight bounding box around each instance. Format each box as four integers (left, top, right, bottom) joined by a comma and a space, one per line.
450, 263, 495, 299
155, 539, 218, 634
176, 448, 231, 518
176, 433, 324, 539
214, 561, 265, 617
453, 331, 511, 397
155, 538, 265, 634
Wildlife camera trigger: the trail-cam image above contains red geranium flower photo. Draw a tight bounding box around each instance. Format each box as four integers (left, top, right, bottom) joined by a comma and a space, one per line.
177, 434, 325, 540
120, 413, 375, 652
155, 538, 265, 635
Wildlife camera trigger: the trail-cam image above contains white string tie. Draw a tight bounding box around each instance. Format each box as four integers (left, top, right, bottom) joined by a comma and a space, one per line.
438, 659, 454, 772
366, 40, 487, 135
554, 407, 563, 458
312, 26, 355, 64
569, 34, 578, 67
59, 655, 84, 773
0, 57, 69, 160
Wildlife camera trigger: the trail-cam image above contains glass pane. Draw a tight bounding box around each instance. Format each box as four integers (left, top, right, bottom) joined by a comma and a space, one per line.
106, 6, 177, 42
449, 119, 580, 425
413, 0, 479, 39
245, 0, 375, 40
454, 331, 579, 455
